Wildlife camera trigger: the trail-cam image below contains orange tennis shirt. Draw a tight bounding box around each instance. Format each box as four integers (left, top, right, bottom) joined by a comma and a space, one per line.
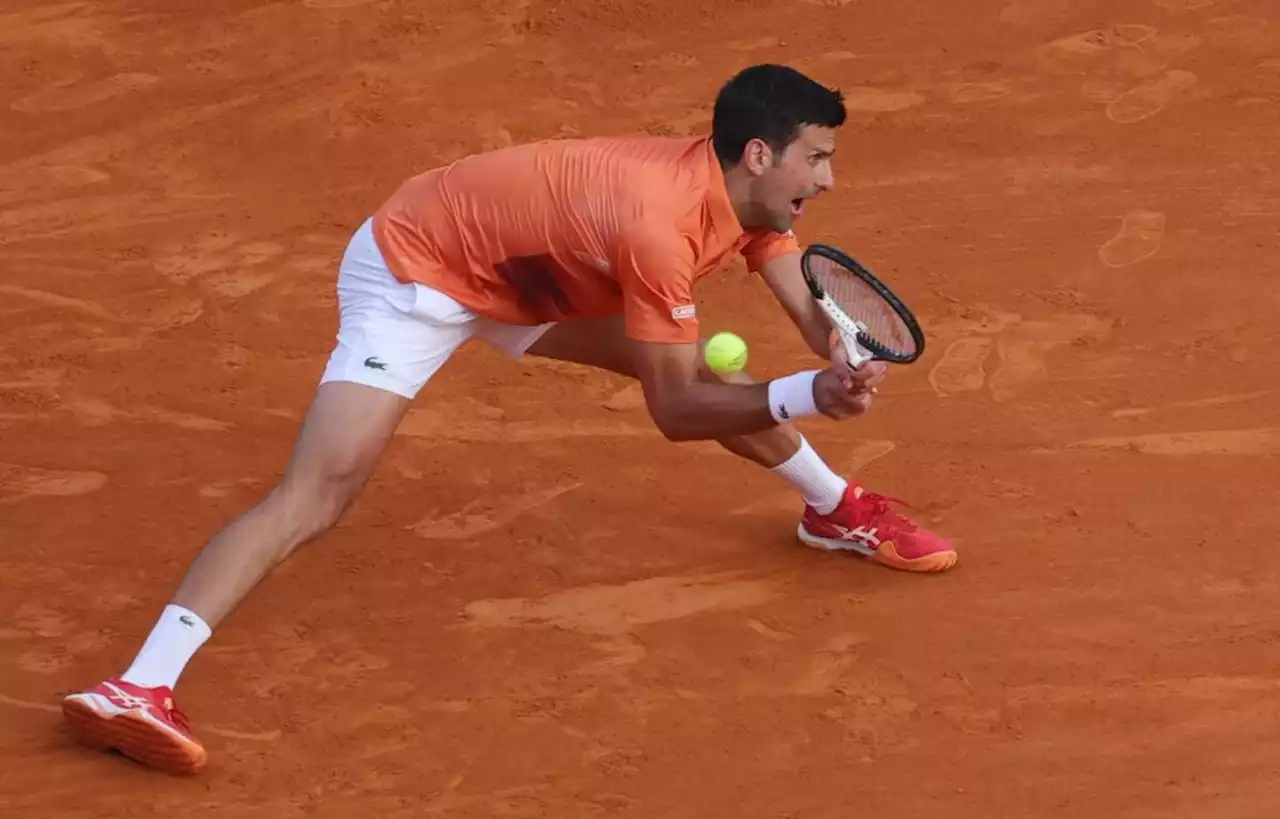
370, 134, 799, 344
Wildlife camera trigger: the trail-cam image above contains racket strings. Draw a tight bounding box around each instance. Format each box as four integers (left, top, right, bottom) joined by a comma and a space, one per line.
809, 257, 919, 357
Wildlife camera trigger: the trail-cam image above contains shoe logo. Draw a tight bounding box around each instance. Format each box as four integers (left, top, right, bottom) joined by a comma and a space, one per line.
364, 356, 387, 370
103, 681, 153, 711
833, 524, 881, 546
179, 615, 196, 628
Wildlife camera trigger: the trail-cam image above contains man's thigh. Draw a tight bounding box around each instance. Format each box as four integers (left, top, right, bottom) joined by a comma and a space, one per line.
321, 218, 482, 399
523, 315, 635, 376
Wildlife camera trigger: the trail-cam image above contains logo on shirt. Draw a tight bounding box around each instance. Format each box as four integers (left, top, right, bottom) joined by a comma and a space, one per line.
671, 304, 696, 320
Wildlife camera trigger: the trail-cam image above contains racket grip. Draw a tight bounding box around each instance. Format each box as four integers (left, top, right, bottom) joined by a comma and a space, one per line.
822, 308, 873, 370
839, 329, 873, 369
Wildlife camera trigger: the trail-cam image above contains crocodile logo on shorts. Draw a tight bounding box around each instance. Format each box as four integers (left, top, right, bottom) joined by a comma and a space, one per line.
364, 357, 387, 370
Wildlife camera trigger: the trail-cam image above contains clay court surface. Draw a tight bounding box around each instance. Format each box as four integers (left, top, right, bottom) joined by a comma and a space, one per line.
3, 0, 1279, 815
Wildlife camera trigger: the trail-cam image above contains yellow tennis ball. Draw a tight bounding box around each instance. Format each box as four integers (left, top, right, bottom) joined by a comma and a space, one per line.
704, 331, 748, 373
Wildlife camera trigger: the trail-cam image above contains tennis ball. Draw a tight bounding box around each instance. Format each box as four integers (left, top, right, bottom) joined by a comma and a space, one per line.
704, 331, 748, 374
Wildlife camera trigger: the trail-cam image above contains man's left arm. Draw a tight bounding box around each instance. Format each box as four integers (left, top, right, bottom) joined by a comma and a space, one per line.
755, 249, 835, 360
743, 233, 885, 392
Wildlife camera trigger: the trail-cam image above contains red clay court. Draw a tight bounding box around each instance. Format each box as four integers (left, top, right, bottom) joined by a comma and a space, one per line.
2, 1, 1278, 816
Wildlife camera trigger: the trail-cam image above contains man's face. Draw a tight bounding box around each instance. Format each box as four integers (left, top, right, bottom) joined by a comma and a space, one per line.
745, 124, 837, 233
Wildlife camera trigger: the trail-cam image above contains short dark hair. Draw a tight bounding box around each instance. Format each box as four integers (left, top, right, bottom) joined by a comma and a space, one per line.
711, 64, 847, 165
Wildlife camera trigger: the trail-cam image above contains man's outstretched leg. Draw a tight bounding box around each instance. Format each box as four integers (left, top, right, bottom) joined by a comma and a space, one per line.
60, 215, 483, 774
525, 317, 956, 573
61, 381, 410, 774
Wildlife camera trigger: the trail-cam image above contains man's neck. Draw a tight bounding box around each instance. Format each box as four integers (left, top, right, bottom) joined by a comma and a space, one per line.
720, 162, 757, 228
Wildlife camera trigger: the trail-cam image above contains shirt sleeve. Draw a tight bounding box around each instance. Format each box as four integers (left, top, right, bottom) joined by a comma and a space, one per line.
740, 228, 801, 271
612, 222, 700, 344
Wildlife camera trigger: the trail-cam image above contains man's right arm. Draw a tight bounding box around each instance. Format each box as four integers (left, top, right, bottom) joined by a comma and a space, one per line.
631, 339, 776, 441
630, 338, 879, 441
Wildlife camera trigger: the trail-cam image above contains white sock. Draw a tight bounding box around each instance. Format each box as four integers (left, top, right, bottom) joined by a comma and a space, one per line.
120, 604, 212, 690
772, 436, 849, 515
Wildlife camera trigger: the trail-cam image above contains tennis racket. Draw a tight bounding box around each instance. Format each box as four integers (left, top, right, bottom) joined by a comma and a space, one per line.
800, 243, 926, 369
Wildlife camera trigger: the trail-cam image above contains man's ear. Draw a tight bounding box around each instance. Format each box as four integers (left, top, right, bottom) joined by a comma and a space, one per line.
741, 137, 774, 176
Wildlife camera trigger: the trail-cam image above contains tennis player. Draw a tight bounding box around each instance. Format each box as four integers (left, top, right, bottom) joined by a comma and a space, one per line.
62, 63, 957, 775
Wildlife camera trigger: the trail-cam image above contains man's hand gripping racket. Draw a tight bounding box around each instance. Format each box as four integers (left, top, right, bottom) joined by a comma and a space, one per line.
801, 244, 927, 416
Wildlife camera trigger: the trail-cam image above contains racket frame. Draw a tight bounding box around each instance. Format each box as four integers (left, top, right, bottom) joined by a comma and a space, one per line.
800, 243, 926, 368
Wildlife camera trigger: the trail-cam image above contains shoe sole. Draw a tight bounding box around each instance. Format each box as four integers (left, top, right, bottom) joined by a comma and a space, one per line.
62, 694, 207, 775
797, 527, 958, 573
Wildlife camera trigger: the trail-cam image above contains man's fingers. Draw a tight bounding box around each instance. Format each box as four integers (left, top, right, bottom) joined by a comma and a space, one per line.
843, 363, 886, 393
849, 361, 887, 382
838, 388, 873, 412
815, 365, 878, 419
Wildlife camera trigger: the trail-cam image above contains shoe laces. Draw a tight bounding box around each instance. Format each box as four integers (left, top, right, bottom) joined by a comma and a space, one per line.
852, 489, 919, 535
160, 696, 194, 733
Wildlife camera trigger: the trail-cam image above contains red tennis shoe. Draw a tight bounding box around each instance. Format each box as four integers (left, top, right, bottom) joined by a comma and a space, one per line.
799, 483, 957, 572
62, 677, 207, 774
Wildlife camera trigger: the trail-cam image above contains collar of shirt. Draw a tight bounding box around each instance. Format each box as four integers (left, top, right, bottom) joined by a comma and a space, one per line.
696, 135, 750, 254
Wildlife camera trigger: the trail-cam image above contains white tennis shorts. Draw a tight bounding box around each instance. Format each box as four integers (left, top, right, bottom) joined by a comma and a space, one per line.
319, 218, 555, 399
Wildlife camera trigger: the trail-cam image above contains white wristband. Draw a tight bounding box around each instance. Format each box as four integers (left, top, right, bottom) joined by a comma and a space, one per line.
767, 370, 820, 423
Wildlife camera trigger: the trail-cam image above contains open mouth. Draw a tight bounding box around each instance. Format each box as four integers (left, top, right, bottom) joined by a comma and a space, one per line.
790, 198, 805, 215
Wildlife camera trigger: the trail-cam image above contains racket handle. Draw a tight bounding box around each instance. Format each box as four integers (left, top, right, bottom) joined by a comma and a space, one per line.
840, 329, 873, 369
819, 301, 873, 370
